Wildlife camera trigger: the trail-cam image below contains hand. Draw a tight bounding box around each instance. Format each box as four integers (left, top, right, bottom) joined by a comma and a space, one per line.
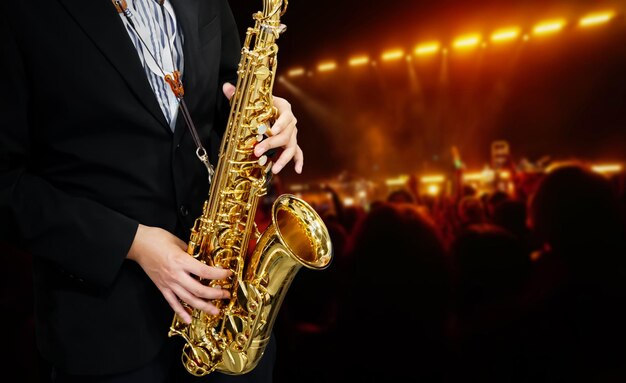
127, 224, 232, 324
223, 83, 304, 174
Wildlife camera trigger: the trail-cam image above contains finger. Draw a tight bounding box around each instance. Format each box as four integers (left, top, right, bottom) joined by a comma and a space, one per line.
270, 105, 296, 137
222, 82, 236, 101
162, 288, 192, 324
294, 145, 304, 174
171, 283, 220, 316
272, 96, 292, 118
255, 122, 296, 157
174, 237, 187, 251
179, 273, 231, 300
272, 133, 298, 174
183, 257, 233, 281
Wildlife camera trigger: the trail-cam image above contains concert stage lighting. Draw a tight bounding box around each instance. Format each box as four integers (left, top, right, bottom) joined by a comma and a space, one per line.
453, 34, 482, 50
287, 68, 305, 77
491, 27, 521, 43
414, 41, 441, 56
349, 56, 370, 67
591, 164, 623, 174
579, 11, 616, 28
421, 175, 446, 183
386, 175, 409, 187
533, 19, 566, 35
381, 49, 406, 61
317, 61, 337, 72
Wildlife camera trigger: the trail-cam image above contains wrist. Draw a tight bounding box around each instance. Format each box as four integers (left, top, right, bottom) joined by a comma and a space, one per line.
127, 224, 148, 262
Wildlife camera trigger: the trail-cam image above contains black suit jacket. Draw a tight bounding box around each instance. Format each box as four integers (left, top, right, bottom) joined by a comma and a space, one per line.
0, 0, 240, 375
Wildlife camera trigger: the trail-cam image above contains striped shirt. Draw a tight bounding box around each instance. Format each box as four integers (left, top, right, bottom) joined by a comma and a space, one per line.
119, 0, 185, 130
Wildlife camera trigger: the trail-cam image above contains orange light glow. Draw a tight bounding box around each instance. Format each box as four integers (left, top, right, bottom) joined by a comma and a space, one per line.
317, 61, 337, 72
414, 41, 441, 56
579, 11, 616, 27
421, 175, 446, 183
453, 34, 482, 50
287, 68, 305, 77
386, 175, 409, 187
349, 56, 370, 66
499, 171, 511, 180
463, 173, 485, 181
591, 164, 623, 174
533, 19, 566, 35
427, 184, 441, 196
381, 49, 405, 61
491, 27, 521, 43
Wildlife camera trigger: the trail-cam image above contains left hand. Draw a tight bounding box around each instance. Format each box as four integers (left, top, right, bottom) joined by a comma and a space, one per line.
223, 83, 304, 174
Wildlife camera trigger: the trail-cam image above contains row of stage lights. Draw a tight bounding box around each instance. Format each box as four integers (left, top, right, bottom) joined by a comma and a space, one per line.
287, 163, 623, 204
286, 10, 619, 78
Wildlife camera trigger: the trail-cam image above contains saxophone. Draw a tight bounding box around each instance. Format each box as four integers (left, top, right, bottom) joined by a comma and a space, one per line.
168, 0, 333, 376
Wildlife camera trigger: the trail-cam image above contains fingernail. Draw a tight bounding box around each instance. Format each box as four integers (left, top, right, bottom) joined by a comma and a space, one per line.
273, 164, 283, 174
255, 147, 264, 157
211, 307, 220, 315
184, 315, 192, 324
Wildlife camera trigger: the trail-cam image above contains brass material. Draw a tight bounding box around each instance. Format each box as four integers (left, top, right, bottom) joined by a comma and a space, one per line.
168, 0, 332, 376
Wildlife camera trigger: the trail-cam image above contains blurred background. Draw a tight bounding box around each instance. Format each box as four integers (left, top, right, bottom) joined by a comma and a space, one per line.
229, 0, 626, 381
3, 0, 626, 382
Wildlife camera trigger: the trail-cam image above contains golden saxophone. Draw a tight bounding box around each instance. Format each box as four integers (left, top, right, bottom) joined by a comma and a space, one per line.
168, 0, 333, 376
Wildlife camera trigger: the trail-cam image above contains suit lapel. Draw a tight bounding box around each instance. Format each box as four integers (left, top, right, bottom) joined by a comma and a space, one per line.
57, 0, 171, 132
171, 0, 201, 146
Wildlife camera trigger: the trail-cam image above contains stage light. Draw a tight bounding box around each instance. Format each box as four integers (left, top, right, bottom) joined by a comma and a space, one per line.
463, 172, 485, 181
287, 68, 305, 77
591, 164, 623, 174
491, 27, 521, 43
453, 34, 481, 50
343, 197, 355, 207
414, 41, 441, 56
386, 175, 409, 187
317, 61, 337, 72
427, 184, 441, 196
381, 49, 405, 62
579, 10, 616, 28
533, 19, 566, 36
349, 56, 370, 67
289, 184, 307, 192
421, 175, 445, 183
499, 170, 511, 180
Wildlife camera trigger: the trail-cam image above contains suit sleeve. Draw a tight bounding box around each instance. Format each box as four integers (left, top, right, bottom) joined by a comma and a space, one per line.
0, 11, 138, 289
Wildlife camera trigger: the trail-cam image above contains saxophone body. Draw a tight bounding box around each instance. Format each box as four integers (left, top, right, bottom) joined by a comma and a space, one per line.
168, 0, 333, 376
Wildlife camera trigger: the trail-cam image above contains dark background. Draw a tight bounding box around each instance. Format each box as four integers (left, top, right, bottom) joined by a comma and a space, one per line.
228, 0, 626, 182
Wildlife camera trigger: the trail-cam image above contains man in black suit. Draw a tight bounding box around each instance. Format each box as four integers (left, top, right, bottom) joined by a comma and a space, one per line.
0, 0, 302, 381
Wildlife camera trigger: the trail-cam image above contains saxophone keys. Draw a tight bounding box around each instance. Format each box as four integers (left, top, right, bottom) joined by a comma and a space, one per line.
254, 66, 271, 80
258, 155, 268, 166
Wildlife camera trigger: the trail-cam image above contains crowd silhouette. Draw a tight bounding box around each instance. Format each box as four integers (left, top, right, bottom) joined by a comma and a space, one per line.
275, 163, 626, 382
2, 163, 626, 382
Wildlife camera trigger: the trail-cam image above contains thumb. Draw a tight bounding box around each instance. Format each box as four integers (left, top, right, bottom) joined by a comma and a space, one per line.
222, 82, 236, 101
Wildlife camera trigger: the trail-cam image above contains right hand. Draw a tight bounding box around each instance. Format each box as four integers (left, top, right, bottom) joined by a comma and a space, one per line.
127, 224, 232, 324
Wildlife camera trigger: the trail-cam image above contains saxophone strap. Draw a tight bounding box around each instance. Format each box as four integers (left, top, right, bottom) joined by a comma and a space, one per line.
113, 0, 215, 181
